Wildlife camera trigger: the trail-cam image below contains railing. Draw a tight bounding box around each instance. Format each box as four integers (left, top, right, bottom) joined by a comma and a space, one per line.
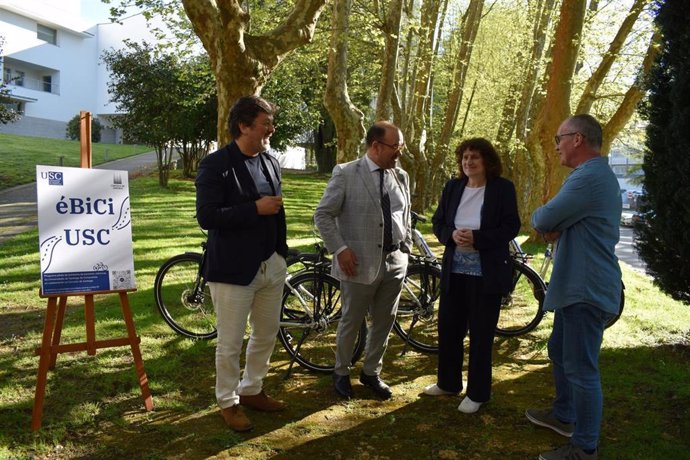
5, 76, 60, 95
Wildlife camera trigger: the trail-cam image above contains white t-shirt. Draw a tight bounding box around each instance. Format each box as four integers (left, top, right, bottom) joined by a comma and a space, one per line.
452, 185, 485, 276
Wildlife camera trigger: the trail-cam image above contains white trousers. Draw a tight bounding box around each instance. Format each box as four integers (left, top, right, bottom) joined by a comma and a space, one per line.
208, 252, 286, 409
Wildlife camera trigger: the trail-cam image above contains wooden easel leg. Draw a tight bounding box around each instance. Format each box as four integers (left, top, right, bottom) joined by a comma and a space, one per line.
85, 294, 96, 355
32, 297, 58, 431
49, 296, 68, 369
119, 292, 153, 411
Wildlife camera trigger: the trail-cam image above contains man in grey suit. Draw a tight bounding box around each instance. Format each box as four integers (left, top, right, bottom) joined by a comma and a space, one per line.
314, 121, 412, 400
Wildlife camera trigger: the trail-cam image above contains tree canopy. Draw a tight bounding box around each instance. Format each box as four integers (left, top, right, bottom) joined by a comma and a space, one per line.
102, 42, 217, 185
106, 0, 657, 217
636, 0, 690, 304
66, 114, 103, 143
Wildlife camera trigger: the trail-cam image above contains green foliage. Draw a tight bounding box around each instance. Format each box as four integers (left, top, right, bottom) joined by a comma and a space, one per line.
262, 40, 324, 152
65, 114, 103, 143
637, 0, 690, 304
101, 41, 216, 184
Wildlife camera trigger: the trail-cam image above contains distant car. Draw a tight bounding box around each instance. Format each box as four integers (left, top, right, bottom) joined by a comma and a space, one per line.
621, 210, 646, 227
621, 210, 635, 226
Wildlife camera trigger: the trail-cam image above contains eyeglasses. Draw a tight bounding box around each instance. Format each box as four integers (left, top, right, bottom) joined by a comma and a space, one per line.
377, 140, 405, 151
554, 132, 579, 145
256, 120, 275, 129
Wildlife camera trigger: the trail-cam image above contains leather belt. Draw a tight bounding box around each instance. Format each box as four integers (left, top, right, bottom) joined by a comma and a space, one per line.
383, 243, 401, 252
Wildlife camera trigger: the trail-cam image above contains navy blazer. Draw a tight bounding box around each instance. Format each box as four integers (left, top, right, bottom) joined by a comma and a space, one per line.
432, 176, 520, 295
195, 141, 288, 285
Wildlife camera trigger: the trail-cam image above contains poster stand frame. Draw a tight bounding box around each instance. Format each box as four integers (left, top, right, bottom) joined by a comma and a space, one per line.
31, 112, 153, 431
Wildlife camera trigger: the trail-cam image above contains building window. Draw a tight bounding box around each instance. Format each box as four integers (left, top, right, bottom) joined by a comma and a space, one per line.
37, 24, 57, 45
43, 75, 52, 92
3, 67, 10, 83
15, 71, 25, 87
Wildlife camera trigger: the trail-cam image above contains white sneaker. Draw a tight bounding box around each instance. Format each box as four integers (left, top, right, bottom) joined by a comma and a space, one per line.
458, 396, 482, 413
423, 384, 455, 396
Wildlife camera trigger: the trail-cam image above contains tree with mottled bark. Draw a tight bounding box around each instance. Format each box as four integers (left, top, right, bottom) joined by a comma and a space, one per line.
180, 0, 327, 145
323, 0, 365, 163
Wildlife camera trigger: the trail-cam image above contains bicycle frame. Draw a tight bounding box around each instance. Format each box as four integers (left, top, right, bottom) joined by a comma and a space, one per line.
509, 238, 553, 280
281, 257, 336, 331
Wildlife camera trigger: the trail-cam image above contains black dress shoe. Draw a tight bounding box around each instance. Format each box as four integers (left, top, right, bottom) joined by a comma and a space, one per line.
359, 372, 392, 400
333, 373, 353, 399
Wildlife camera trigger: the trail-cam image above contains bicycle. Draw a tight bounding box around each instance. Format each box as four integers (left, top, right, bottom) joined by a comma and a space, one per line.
495, 239, 625, 337
153, 240, 366, 375
392, 211, 441, 354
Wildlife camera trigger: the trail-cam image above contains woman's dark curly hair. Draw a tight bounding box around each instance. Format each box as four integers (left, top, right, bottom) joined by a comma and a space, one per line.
455, 137, 503, 179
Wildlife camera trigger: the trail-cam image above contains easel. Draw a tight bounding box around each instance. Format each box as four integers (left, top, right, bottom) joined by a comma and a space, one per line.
31, 112, 153, 431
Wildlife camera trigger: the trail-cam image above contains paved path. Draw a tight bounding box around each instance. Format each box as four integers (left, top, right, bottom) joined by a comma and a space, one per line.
616, 225, 647, 273
0, 151, 157, 246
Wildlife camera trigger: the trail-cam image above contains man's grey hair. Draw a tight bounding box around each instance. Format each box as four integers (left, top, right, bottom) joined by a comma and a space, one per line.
567, 114, 603, 150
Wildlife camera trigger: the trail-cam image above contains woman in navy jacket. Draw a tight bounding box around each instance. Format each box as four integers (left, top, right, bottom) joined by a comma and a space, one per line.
425, 138, 520, 413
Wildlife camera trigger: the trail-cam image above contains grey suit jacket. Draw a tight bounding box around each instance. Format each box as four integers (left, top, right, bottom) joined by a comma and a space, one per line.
314, 156, 412, 284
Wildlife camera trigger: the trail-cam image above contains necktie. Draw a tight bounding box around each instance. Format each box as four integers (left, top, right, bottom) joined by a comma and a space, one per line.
379, 169, 393, 249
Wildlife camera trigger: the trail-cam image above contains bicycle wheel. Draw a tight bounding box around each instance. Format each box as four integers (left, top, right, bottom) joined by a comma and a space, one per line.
154, 253, 217, 340
495, 260, 546, 337
605, 283, 625, 329
279, 271, 366, 373
393, 263, 441, 353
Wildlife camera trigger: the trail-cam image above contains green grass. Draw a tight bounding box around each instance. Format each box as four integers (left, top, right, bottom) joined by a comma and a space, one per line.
0, 133, 151, 190
0, 170, 689, 459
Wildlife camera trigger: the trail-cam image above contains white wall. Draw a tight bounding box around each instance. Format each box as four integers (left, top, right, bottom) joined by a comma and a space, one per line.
1, 0, 163, 140
1, 4, 98, 122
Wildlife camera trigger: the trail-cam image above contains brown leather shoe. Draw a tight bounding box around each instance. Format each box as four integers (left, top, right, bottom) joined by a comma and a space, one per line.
220, 405, 252, 432
239, 390, 286, 412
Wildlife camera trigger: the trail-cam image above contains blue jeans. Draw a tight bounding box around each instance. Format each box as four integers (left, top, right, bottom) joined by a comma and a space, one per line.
548, 303, 615, 451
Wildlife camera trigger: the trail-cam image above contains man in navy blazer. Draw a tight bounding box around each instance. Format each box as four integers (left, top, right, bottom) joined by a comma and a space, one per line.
196, 96, 288, 432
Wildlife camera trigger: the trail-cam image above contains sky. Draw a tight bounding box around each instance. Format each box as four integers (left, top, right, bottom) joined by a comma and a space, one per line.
80, 0, 114, 23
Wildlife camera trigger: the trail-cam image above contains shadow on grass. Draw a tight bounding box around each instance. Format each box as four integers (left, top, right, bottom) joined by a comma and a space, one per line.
1, 308, 688, 459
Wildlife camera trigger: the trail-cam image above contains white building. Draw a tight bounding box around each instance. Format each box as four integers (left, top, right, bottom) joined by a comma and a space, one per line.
0, 0, 159, 143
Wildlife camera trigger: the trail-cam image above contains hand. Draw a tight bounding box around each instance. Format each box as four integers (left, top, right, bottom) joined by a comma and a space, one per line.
255, 196, 283, 215
453, 228, 474, 248
542, 231, 561, 243
337, 248, 358, 277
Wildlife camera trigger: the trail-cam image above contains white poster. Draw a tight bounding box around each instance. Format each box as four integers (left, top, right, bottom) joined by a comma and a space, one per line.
36, 166, 136, 295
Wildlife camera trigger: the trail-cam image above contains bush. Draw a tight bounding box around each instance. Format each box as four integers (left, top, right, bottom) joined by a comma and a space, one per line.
66, 114, 103, 143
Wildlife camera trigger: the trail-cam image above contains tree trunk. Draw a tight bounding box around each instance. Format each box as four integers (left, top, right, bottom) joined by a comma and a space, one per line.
601, 30, 661, 154
375, 0, 404, 121
496, 0, 556, 179
404, 0, 443, 209
181, 0, 327, 145
429, 0, 484, 205
523, 0, 587, 226
323, 0, 366, 163
575, 0, 649, 114
314, 113, 337, 173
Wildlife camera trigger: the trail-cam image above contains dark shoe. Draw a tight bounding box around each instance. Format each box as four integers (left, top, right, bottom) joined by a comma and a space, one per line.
239, 390, 285, 412
526, 408, 574, 437
333, 373, 353, 399
359, 372, 392, 400
539, 443, 597, 460
220, 405, 253, 432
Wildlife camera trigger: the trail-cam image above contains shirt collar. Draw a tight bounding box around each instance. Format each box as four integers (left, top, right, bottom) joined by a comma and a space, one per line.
364, 154, 381, 172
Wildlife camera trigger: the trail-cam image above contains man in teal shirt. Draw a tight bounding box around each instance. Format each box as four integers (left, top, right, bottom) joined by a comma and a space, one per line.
526, 114, 622, 460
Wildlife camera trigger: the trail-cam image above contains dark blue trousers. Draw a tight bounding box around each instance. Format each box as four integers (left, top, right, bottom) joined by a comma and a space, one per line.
437, 273, 501, 402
